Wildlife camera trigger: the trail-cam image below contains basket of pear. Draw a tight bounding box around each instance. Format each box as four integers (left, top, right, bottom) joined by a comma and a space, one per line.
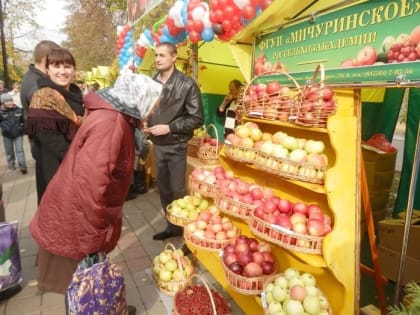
152, 243, 195, 296
166, 194, 211, 227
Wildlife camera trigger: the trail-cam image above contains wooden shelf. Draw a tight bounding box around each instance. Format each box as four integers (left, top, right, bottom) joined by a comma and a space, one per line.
219, 151, 327, 195
243, 116, 329, 134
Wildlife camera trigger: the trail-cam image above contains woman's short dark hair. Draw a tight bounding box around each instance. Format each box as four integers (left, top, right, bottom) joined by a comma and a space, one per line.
46, 48, 76, 68
230, 79, 243, 89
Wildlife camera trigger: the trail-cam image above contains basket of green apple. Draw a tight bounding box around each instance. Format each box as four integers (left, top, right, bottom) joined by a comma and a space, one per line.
166, 195, 210, 227
152, 243, 195, 296
261, 268, 333, 315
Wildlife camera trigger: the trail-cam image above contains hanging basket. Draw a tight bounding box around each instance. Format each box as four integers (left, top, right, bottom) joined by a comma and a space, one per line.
188, 166, 220, 198
173, 274, 232, 315
166, 204, 197, 227
248, 210, 323, 255
197, 124, 222, 165
214, 193, 257, 221
253, 150, 326, 184
152, 243, 195, 296
261, 273, 333, 315
242, 71, 303, 122
187, 136, 203, 158
295, 64, 337, 128
184, 224, 240, 252
224, 142, 257, 164
220, 249, 277, 295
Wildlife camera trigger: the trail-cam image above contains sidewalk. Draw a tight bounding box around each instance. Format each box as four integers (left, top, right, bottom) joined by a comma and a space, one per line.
0, 136, 244, 315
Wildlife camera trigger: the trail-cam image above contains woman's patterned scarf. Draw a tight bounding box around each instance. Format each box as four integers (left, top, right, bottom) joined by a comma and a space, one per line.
26, 85, 84, 141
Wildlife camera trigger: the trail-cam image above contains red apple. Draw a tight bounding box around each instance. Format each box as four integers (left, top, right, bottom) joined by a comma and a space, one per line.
250, 187, 264, 200
307, 219, 325, 236
262, 251, 275, 262
307, 204, 322, 216
252, 251, 264, 265
355, 46, 377, 66
266, 81, 281, 95
263, 199, 277, 214
277, 199, 292, 214
224, 253, 238, 266
290, 212, 307, 225
293, 202, 309, 215
276, 214, 292, 230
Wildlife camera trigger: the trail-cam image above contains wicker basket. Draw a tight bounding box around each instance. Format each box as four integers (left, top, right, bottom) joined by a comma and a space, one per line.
198, 124, 222, 165
295, 64, 337, 128
188, 174, 218, 198
248, 210, 323, 255
224, 142, 257, 164
215, 193, 257, 221
220, 251, 276, 295
173, 274, 232, 315
253, 150, 326, 184
152, 243, 195, 296
184, 225, 240, 252
187, 136, 203, 158
166, 204, 197, 227
261, 273, 333, 314
242, 71, 302, 122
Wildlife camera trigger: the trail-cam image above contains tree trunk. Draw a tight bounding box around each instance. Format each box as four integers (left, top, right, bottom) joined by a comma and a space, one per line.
0, 0, 10, 88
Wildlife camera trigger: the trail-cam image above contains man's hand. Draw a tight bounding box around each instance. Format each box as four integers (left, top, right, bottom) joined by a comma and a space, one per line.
145, 124, 170, 136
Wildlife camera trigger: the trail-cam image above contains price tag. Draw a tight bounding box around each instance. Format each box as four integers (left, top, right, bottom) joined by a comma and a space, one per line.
225, 116, 236, 129
261, 291, 267, 308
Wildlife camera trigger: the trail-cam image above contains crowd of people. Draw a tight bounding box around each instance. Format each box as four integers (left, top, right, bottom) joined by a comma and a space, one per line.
0, 38, 205, 313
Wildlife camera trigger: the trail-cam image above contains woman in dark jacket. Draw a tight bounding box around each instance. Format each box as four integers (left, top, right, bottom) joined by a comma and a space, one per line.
26, 48, 85, 204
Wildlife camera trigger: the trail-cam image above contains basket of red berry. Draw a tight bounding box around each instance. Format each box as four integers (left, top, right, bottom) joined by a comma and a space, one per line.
173, 274, 231, 315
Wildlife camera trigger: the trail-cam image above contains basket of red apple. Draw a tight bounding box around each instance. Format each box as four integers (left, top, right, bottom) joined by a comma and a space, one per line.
261, 268, 333, 315
220, 236, 277, 295
295, 64, 337, 129
253, 133, 328, 184
152, 243, 195, 296
166, 195, 211, 227
214, 179, 266, 221
189, 166, 232, 199
223, 122, 263, 164
242, 71, 302, 122
198, 124, 222, 165
249, 198, 332, 255
173, 274, 232, 315
184, 208, 240, 252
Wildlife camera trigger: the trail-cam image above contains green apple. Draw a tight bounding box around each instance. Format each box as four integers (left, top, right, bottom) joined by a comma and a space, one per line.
301, 273, 317, 287
158, 269, 172, 282
191, 195, 202, 206
289, 276, 305, 288
164, 259, 178, 272
159, 250, 172, 264
198, 199, 209, 210
284, 267, 299, 281
176, 198, 187, 208
274, 276, 289, 289
265, 291, 274, 304
268, 301, 282, 314
272, 285, 288, 302
172, 269, 186, 281
283, 299, 304, 315
303, 296, 320, 314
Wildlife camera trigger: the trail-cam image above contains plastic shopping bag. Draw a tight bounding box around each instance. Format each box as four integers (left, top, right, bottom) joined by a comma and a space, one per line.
0, 221, 22, 292
67, 253, 127, 315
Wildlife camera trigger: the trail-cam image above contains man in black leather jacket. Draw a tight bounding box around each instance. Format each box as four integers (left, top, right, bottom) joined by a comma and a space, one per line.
146, 42, 204, 240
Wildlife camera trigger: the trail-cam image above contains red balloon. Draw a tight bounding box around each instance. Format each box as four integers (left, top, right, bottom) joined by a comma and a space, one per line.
218, 0, 230, 8
250, 0, 263, 6
242, 5, 256, 20
186, 20, 195, 32
189, 31, 201, 43
193, 19, 204, 33
209, 0, 219, 10
223, 6, 235, 20
214, 9, 224, 22
222, 20, 232, 32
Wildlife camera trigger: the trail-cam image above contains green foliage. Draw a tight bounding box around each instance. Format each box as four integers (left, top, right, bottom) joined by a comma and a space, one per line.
388, 282, 420, 315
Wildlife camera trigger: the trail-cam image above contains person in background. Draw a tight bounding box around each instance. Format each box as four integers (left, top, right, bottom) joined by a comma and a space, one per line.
0, 80, 9, 95
217, 79, 243, 137
0, 94, 27, 173
9, 83, 22, 108
26, 47, 85, 204
91, 82, 100, 92
29, 72, 161, 315
20, 40, 60, 128
146, 42, 204, 241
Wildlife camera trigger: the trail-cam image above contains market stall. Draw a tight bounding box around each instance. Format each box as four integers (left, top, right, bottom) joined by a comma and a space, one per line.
122, 0, 420, 313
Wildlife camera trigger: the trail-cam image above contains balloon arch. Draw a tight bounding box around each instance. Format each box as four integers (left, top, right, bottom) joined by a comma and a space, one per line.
116, 0, 271, 72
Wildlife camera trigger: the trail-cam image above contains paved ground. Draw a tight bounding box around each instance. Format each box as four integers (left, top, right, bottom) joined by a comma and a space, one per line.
0, 136, 245, 315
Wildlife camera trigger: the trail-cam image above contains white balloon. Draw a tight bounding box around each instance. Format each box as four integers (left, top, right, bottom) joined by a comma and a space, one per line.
192, 6, 206, 21
117, 25, 124, 33
233, 0, 249, 10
